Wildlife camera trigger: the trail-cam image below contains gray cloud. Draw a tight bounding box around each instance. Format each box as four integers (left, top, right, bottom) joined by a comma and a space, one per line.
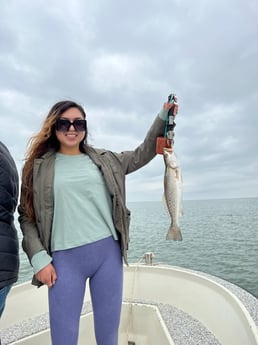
1, 0, 258, 201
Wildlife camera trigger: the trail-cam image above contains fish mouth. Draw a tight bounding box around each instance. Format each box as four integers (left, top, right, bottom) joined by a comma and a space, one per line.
163, 147, 173, 153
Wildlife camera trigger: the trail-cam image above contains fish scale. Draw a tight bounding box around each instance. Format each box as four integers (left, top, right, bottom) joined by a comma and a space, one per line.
163, 148, 183, 241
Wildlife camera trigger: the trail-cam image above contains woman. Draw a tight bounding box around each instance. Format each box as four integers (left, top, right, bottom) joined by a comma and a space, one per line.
18, 99, 171, 345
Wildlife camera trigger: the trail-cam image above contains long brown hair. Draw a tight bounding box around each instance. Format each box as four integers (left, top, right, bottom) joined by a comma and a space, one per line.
21, 100, 88, 221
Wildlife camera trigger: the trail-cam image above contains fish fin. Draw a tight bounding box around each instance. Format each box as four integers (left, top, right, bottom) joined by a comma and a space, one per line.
166, 224, 183, 241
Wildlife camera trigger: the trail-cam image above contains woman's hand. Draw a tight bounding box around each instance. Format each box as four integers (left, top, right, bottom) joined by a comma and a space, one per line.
35, 263, 57, 288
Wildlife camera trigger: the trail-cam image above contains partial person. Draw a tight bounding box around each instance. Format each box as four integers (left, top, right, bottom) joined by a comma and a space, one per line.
0, 142, 19, 335
18, 99, 173, 345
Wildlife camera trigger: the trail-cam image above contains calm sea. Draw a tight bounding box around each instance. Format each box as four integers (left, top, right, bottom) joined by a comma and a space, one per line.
16, 198, 258, 298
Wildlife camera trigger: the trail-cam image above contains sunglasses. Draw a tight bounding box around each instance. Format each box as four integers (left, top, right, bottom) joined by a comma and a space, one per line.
55, 118, 87, 132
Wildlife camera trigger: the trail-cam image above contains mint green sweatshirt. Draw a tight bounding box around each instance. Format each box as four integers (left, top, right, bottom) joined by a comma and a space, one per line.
32, 153, 118, 273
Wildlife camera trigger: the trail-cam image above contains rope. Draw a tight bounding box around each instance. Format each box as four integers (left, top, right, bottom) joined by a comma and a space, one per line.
125, 255, 145, 344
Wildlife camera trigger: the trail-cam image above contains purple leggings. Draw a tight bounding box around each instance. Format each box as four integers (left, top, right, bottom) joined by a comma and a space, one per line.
48, 236, 123, 345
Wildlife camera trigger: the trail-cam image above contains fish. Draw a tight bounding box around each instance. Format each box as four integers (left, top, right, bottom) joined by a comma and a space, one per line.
163, 148, 183, 241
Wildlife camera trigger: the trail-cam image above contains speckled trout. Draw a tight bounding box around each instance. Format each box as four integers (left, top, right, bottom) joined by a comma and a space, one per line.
163, 148, 183, 240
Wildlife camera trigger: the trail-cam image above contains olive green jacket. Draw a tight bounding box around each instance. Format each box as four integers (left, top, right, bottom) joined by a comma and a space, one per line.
18, 115, 165, 286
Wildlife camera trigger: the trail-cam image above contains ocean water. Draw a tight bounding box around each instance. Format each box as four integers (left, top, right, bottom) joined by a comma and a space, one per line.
16, 198, 258, 298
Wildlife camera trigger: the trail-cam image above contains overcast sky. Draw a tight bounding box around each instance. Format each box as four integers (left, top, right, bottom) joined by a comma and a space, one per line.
1, 0, 258, 202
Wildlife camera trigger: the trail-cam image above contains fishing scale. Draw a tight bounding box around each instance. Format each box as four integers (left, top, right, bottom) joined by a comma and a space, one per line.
156, 93, 178, 154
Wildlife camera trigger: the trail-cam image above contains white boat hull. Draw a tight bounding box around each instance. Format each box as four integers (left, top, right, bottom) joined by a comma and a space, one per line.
1, 264, 258, 345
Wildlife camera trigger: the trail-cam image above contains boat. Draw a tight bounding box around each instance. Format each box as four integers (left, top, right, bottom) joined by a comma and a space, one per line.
1, 252, 258, 345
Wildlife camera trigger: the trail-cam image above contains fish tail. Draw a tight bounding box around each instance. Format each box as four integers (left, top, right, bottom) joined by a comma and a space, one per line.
166, 224, 182, 241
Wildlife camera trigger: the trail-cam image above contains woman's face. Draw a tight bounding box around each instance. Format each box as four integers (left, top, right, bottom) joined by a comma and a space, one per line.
55, 107, 86, 154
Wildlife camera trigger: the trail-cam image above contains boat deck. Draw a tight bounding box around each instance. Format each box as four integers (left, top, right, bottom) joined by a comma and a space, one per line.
1, 300, 221, 345
1, 269, 258, 345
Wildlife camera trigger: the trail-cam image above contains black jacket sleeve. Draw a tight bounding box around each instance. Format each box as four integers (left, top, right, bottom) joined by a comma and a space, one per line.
0, 141, 19, 288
